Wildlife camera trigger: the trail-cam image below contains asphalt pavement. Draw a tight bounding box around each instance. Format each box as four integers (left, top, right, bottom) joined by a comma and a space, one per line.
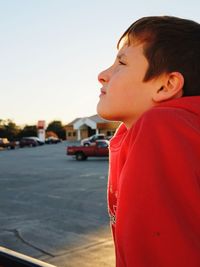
0, 142, 115, 266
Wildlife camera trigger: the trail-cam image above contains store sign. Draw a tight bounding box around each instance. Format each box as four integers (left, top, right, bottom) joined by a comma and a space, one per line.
37, 120, 46, 129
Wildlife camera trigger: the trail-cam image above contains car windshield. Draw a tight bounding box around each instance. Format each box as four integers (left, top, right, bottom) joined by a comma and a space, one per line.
97, 141, 108, 148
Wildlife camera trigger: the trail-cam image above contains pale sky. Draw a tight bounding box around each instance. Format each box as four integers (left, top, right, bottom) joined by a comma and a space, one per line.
1, 0, 200, 125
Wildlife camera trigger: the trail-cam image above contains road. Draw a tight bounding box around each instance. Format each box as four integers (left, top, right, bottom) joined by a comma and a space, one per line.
0, 142, 115, 267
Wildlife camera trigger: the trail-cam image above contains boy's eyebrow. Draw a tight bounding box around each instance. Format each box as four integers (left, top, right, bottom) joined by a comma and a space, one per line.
117, 53, 127, 60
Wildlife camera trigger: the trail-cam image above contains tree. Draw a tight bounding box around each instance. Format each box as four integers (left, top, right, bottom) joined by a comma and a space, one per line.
18, 125, 37, 139
0, 119, 19, 140
46, 121, 65, 140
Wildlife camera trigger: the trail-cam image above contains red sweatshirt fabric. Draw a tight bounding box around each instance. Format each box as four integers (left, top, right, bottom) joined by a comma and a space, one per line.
108, 96, 200, 267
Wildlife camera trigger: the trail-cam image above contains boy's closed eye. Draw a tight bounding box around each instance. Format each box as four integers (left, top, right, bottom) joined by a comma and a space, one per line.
117, 53, 127, 65
118, 60, 126, 65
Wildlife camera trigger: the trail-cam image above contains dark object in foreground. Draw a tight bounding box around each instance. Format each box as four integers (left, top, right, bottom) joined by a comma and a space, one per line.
0, 246, 56, 267
67, 140, 109, 160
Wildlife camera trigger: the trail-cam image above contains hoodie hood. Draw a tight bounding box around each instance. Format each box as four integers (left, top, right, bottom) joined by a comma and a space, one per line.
110, 96, 200, 150
155, 96, 200, 116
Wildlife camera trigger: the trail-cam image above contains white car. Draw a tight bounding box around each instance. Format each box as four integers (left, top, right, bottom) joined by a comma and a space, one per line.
81, 134, 106, 146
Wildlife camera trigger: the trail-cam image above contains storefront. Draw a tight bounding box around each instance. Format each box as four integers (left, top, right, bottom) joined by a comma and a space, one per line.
65, 115, 120, 141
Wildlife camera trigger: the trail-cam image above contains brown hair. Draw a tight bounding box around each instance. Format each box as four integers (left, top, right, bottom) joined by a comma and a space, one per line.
118, 16, 200, 96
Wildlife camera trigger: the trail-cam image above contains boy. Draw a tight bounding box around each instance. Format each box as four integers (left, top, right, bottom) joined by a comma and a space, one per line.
97, 16, 200, 267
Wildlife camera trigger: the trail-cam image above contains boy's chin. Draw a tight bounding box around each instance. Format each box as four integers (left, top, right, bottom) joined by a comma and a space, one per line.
97, 109, 116, 122
97, 103, 120, 121
97, 106, 110, 121
97, 111, 108, 120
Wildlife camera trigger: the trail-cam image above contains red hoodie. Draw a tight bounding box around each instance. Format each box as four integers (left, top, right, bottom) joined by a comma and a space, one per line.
108, 96, 200, 267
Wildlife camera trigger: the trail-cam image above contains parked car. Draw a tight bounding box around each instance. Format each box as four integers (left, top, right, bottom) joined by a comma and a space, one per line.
81, 134, 106, 146
106, 135, 114, 141
19, 137, 44, 148
19, 137, 38, 148
67, 139, 109, 160
0, 138, 16, 149
28, 137, 44, 145
45, 137, 61, 144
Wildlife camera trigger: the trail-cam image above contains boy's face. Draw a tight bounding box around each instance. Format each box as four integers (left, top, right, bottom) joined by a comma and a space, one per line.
97, 44, 161, 128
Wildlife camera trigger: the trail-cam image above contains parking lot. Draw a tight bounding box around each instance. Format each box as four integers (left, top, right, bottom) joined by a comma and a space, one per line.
0, 142, 114, 267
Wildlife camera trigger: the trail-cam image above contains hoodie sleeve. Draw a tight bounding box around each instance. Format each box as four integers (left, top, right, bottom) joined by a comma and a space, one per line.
115, 108, 200, 267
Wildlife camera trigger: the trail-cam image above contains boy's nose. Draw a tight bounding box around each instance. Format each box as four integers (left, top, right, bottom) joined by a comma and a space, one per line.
98, 69, 109, 84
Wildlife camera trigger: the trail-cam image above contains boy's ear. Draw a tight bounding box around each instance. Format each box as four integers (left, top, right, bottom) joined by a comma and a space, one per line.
152, 72, 184, 103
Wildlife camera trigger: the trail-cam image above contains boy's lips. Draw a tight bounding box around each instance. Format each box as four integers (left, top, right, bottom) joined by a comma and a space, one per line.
100, 88, 106, 97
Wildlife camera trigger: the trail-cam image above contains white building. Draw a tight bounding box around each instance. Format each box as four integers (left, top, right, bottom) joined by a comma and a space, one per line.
65, 115, 120, 141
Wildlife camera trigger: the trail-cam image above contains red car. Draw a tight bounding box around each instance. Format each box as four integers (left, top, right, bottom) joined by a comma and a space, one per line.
67, 140, 109, 160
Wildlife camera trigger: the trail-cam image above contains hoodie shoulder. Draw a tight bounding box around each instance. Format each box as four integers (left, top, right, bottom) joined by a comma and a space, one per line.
138, 96, 200, 129
132, 97, 200, 144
